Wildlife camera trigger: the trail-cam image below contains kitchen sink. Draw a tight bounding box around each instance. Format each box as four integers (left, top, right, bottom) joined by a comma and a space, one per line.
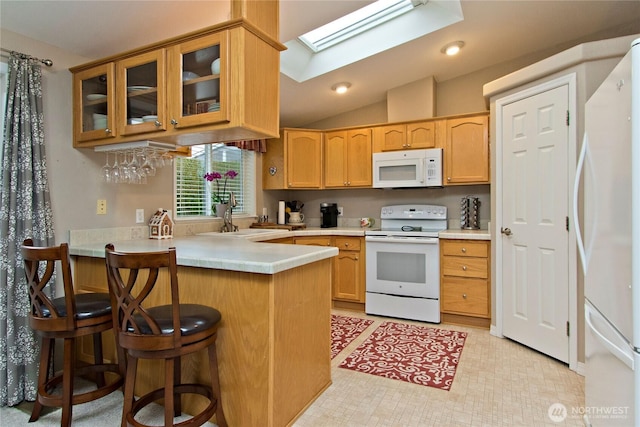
198, 229, 286, 238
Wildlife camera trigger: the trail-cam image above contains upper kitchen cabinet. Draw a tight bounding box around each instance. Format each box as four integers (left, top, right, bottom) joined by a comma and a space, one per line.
372, 120, 436, 152
263, 129, 323, 189
167, 32, 228, 130
116, 49, 167, 137
73, 63, 116, 143
324, 128, 372, 188
443, 113, 490, 185
71, 17, 284, 148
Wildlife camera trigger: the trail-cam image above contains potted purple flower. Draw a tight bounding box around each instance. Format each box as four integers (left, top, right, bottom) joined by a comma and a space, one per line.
204, 170, 238, 216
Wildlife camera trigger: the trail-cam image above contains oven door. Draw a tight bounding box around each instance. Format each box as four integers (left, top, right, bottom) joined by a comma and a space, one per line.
365, 235, 439, 298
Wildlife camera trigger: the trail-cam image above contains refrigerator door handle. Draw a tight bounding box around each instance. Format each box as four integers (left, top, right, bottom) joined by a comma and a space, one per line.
585, 302, 634, 370
573, 132, 596, 275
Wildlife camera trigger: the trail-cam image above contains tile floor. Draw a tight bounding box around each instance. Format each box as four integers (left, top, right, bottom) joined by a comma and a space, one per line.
294, 309, 585, 427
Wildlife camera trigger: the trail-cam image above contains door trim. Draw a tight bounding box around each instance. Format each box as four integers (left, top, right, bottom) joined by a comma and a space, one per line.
493, 73, 578, 371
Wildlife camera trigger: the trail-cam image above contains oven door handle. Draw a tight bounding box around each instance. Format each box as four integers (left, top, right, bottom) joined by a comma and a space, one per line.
365, 236, 439, 244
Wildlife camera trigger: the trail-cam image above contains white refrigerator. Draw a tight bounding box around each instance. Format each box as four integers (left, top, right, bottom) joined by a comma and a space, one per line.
577, 38, 640, 426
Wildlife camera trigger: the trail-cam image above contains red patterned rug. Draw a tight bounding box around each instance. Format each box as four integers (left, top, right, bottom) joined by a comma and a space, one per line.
331, 314, 374, 359
339, 321, 467, 390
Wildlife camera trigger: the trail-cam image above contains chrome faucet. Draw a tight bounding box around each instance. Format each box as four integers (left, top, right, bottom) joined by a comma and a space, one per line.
221, 191, 238, 233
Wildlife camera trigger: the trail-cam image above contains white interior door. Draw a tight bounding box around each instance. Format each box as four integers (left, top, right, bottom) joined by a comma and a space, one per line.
501, 85, 570, 363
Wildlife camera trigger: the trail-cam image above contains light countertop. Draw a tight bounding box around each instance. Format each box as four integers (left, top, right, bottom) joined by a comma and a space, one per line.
69, 233, 338, 275
439, 229, 491, 240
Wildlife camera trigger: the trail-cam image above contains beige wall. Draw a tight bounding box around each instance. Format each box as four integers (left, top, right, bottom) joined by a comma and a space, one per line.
1, 29, 189, 243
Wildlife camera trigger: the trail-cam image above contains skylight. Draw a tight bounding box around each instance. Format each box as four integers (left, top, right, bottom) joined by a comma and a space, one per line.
281, 0, 463, 83
298, 0, 418, 53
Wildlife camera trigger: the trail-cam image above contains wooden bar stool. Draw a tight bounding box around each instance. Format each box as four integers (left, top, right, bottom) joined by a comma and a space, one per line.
21, 239, 124, 427
104, 244, 226, 427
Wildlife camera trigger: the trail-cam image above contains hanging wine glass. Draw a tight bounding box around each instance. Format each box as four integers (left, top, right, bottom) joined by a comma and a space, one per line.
111, 151, 120, 183
101, 152, 112, 183
140, 149, 156, 177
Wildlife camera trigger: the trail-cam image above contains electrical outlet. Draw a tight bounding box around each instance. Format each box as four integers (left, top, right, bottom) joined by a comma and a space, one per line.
337, 206, 344, 216
136, 209, 145, 224
96, 199, 107, 215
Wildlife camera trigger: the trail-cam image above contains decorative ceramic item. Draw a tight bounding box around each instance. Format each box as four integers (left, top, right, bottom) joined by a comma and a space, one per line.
215, 203, 228, 218
211, 58, 221, 75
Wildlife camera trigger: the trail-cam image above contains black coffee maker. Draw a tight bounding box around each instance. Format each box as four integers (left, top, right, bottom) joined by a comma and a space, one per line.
320, 203, 338, 228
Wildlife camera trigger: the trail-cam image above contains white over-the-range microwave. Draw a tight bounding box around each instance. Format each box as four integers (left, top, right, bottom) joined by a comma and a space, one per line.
372, 148, 443, 188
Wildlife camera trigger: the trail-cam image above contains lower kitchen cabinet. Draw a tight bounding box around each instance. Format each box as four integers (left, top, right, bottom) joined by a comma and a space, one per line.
295, 235, 366, 310
440, 239, 490, 328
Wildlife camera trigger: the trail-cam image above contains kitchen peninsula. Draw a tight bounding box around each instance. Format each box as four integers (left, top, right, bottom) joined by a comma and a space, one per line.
69, 233, 338, 427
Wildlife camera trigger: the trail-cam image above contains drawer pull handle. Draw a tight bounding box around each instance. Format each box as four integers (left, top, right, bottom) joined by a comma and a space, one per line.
461, 247, 466, 253
463, 293, 467, 299
462, 266, 467, 271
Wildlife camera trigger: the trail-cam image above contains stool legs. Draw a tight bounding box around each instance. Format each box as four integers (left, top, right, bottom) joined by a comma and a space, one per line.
208, 343, 227, 427
29, 337, 52, 423
61, 337, 75, 427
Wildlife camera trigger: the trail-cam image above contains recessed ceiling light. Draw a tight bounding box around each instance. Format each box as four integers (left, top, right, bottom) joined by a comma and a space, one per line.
332, 82, 351, 94
441, 41, 464, 56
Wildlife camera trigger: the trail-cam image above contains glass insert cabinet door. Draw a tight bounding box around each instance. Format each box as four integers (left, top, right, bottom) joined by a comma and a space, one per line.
117, 49, 166, 136
75, 63, 116, 143
169, 32, 228, 129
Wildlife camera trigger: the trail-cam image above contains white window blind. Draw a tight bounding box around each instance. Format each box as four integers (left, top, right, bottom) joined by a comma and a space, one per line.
174, 144, 255, 219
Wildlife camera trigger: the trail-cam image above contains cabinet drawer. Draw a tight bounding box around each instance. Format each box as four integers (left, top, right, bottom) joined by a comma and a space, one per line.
334, 237, 361, 251
442, 240, 488, 257
442, 277, 489, 317
442, 256, 487, 278
293, 236, 332, 246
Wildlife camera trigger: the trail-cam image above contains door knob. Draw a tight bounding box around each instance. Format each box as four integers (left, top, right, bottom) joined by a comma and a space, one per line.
501, 227, 512, 236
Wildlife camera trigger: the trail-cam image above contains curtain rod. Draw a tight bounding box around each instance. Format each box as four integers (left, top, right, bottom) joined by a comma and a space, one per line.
0, 48, 53, 67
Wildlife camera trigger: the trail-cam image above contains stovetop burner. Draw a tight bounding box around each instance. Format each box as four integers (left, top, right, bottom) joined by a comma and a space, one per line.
366, 204, 448, 238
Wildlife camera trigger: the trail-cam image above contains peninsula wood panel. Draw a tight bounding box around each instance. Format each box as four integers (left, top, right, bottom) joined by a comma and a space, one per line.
73, 256, 332, 427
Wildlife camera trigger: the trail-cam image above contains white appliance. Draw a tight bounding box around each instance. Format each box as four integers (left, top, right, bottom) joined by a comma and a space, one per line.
577, 38, 640, 426
372, 148, 443, 188
365, 204, 447, 323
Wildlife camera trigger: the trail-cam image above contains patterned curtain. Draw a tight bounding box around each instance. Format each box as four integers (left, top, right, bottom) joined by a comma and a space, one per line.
0, 53, 55, 406
226, 139, 267, 153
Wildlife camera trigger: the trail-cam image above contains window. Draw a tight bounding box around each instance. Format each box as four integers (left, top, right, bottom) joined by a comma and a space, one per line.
174, 144, 255, 219
298, 0, 416, 53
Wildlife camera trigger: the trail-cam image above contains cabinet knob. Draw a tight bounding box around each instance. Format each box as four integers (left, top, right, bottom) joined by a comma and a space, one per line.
344, 181, 347, 185
461, 247, 466, 253
347, 181, 351, 185
462, 293, 467, 299
447, 176, 451, 181
462, 265, 467, 271
355, 256, 359, 260
345, 243, 349, 247
154, 120, 162, 127
105, 128, 112, 134
170, 119, 178, 126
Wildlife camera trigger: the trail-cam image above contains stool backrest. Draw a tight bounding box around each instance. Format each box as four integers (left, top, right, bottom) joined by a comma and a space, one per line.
21, 239, 77, 333
104, 244, 181, 351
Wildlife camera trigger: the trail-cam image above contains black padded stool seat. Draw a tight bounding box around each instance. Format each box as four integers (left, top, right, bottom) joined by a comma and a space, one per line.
129, 304, 222, 336
105, 244, 227, 427
21, 239, 124, 427
43, 293, 112, 319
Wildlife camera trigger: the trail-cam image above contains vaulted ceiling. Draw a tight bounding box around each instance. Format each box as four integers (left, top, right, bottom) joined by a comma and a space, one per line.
2, 0, 639, 127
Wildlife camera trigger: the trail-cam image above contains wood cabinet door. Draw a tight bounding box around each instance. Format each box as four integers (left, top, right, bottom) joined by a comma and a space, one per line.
445, 115, 489, 184
333, 250, 363, 302
346, 129, 372, 187
286, 130, 323, 188
167, 31, 229, 130
324, 131, 347, 188
373, 124, 405, 152
116, 49, 167, 136
73, 63, 116, 145
406, 121, 436, 149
